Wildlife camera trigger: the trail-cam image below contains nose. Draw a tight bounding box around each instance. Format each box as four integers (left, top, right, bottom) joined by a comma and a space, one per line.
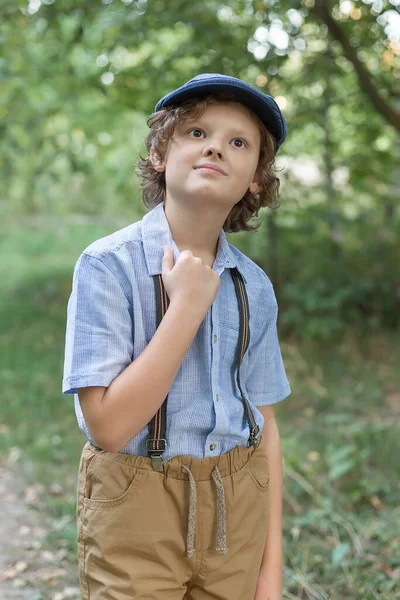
202, 139, 223, 160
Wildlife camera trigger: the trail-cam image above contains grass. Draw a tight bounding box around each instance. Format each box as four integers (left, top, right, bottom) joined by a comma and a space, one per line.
0, 222, 399, 599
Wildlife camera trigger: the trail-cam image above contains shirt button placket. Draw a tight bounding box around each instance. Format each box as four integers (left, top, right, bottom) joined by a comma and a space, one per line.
208, 302, 221, 457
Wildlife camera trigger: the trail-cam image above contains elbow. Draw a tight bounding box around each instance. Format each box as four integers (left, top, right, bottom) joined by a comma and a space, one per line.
87, 426, 127, 454
100, 441, 125, 453
82, 398, 142, 454
96, 438, 123, 454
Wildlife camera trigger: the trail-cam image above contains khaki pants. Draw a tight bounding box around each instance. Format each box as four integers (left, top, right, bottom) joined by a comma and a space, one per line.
77, 435, 270, 599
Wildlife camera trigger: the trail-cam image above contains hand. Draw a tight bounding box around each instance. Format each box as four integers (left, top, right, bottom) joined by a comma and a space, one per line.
162, 246, 220, 318
254, 567, 282, 600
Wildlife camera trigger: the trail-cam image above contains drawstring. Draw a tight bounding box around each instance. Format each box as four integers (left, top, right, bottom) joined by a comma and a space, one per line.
181, 465, 197, 558
181, 464, 228, 558
211, 466, 228, 555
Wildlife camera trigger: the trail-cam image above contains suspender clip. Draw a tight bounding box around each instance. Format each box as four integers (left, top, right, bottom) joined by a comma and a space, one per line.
151, 455, 164, 472
249, 425, 260, 446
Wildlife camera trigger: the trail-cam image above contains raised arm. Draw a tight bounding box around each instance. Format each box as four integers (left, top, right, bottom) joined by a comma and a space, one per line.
73, 246, 220, 452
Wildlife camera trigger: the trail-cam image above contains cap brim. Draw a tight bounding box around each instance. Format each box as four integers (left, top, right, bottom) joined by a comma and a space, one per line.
155, 78, 286, 149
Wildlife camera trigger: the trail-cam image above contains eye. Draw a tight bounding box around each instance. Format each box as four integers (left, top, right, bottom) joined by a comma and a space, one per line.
188, 128, 205, 138
231, 138, 247, 148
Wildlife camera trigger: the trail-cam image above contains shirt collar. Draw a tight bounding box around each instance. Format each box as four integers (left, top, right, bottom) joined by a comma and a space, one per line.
141, 201, 246, 281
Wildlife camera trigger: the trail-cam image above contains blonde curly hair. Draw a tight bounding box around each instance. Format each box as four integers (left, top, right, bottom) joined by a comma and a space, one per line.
136, 93, 282, 233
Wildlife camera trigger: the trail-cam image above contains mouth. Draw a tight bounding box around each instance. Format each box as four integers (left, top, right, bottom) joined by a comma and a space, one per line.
194, 164, 227, 176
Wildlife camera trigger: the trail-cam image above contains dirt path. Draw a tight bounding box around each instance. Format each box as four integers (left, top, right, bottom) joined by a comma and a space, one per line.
0, 465, 79, 600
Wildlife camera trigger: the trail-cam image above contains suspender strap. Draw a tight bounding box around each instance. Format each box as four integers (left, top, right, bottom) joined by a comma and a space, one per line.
146, 268, 260, 471
230, 269, 260, 447
145, 274, 169, 472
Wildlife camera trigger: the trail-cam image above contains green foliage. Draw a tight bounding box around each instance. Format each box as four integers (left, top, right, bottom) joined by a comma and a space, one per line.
278, 327, 400, 592
1, 0, 399, 336
268, 211, 400, 338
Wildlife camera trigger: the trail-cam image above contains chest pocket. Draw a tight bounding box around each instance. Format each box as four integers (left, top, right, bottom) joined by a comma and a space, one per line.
220, 272, 242, 331
219, 319, 250, 377
221, 304, 240, 331
218, 270, 245, 367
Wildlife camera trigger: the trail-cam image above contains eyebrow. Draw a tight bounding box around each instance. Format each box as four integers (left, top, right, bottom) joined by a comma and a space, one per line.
182, 119, 255, 140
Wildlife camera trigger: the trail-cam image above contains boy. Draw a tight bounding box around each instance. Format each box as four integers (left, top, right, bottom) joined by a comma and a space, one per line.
62, 73, 291, 600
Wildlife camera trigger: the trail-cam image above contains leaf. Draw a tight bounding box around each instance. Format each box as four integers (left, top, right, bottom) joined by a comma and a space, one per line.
331, 542, 351, 565
328, 458, 356, 480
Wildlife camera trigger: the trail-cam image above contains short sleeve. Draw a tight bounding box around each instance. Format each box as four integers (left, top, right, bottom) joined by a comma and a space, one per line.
246, 276, 291, 406
62, 253, 133, 395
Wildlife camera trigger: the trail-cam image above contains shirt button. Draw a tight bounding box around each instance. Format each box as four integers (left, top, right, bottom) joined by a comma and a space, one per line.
216, 394, 219, 401
210, 443, 216, 451
213, 335, 217, 343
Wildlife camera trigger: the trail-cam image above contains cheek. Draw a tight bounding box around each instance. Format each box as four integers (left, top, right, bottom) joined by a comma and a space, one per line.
164, 157, 193, 188
232, 157, 258, 185
166, 143, 197, 169
164, 164, 180, 187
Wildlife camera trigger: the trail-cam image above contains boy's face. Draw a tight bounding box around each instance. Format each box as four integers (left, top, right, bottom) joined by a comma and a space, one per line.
154, 102, 262, 210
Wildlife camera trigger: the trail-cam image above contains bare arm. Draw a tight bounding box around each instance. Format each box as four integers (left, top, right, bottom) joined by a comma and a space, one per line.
78, 299, 204, 453
257, 404, 283, 599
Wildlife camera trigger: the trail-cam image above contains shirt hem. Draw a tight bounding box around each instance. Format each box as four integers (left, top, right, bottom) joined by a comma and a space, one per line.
62, 373, 115, 395
252, 382, 291, 406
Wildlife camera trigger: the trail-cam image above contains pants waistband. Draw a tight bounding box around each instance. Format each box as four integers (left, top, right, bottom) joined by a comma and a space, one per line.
84, 435, 263, 481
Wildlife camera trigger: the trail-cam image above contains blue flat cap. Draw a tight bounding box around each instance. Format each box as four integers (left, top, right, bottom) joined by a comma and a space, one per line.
155, 73, 287, 153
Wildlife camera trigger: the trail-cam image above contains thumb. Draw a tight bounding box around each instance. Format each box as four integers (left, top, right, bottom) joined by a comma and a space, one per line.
162, 245, 172, 273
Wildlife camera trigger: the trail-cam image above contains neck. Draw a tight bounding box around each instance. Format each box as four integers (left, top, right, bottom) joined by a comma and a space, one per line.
163, 197, 229, 258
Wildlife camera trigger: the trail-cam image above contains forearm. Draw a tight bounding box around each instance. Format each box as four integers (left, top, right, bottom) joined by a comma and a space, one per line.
93, 301, 205, 452
260, 417, 283, 585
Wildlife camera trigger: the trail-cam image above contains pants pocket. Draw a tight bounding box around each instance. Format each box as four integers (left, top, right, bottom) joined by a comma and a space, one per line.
246, 441, 270, 492
79, 449, 143, 510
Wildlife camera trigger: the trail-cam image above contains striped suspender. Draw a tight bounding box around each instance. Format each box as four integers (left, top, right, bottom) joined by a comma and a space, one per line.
230, 268, 261, 447
145, 273, 169, 472
146, 268, 260, 472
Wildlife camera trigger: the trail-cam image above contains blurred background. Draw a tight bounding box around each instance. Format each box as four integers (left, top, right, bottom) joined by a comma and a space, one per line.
0, 0, 399, 598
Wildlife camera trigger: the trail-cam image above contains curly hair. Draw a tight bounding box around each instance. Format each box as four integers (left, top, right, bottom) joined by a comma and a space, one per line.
136, 93, 283, 233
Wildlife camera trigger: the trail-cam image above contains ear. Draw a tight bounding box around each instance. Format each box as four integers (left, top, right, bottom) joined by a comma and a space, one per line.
249, 166, 262, 194
150, 149, 165, 173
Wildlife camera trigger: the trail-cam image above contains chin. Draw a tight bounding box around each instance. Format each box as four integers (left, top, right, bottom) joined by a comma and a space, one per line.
187, 184, 230, 201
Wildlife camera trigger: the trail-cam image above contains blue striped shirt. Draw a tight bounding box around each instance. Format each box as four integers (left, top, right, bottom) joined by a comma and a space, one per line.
62, 201, 291, 459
